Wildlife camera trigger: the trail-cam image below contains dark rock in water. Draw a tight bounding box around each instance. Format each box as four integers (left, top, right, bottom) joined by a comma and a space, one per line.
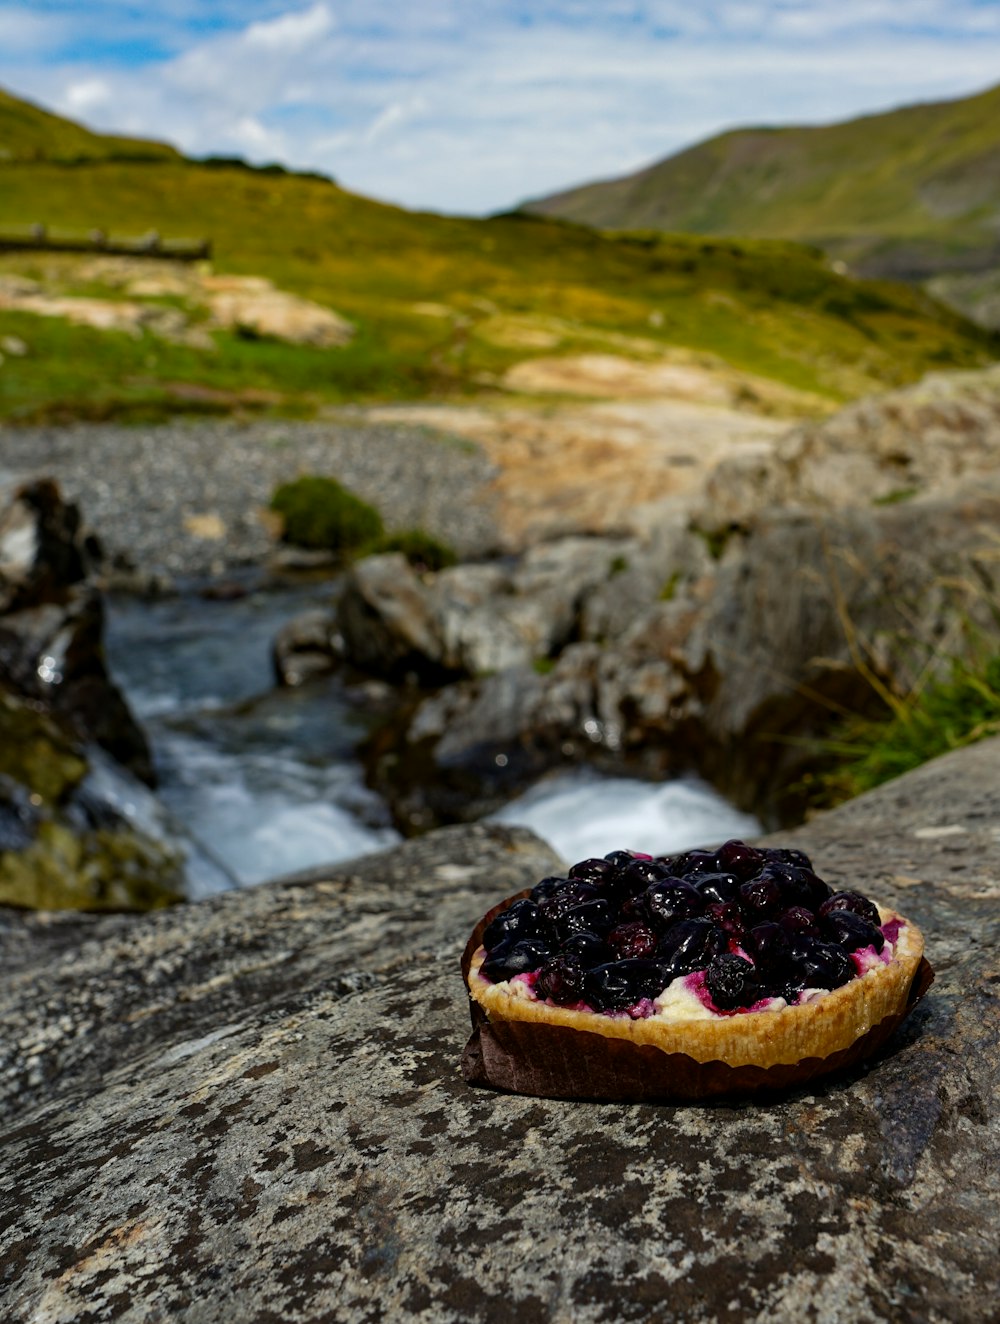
0, 687, 184, 910
271, 606, 343, 686
0, 479, 190, 909
0, 749, 997, 1321
0, 477, 153, 783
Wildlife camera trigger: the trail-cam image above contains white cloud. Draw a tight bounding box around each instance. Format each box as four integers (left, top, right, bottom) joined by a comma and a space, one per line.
244, 3, 332, 50
1, 2, 999, 213
64, 77, 111, 112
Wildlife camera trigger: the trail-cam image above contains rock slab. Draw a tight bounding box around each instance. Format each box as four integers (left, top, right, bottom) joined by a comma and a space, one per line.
1, 749, 999, 1322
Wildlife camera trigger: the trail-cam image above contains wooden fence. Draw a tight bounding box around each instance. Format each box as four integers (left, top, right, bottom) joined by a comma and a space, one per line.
0, 225, 211, 261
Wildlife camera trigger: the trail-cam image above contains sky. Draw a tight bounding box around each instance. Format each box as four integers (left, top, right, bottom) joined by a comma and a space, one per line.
2, 2, 999, 216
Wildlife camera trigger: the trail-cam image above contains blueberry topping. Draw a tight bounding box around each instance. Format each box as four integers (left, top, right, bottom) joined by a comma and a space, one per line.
620, 857, 674, 892
693, 871, 740, 904
643, 879, 705, 928
764, 847, 814, 870
714, 839, 765, 880
657, 917, 727, 979
778, 906, 821, 938
536, 955, 587, 1004
482, 899, 549, 950
537, 881, 600, 920
704, 899, 748, 940
553, 899, 614, 940
820, 909, 884, 953
484, 844, 887, 1016
819, 890, 881, 927
738, 874, 783, 917
767, 864, 832, 911
569, 857, 617, 884
746, 920, 791, 971
607, 921, 659, 960
481, 937, 552, 983
787, 936, 855, 990
604, 849, 639, 869
529, 875, 571, 902
584, 959, 666, 1011
676, 849, 717, 877
560, 931, 611, 968
705, 954, 760, 1010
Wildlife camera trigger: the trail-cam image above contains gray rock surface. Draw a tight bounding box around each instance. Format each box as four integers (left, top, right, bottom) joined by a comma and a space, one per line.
699, 364, 1000, 528
1, 747, 998, 1322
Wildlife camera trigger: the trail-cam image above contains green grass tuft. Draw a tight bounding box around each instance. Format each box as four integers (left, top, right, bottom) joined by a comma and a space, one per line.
374, 529, 458, 572
818, 653, 1000, 803
270, 475, 383, 554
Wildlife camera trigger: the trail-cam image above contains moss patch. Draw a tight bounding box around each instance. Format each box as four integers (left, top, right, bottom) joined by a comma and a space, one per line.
270, 475, 384, 553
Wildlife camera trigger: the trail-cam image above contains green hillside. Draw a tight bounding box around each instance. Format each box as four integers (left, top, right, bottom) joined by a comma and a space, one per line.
0, 88, 995, 425
524, 83, 1000, 281
0, 87, 179, 164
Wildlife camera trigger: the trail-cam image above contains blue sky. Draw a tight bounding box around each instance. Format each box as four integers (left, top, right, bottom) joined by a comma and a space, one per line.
2, 2, 999, 214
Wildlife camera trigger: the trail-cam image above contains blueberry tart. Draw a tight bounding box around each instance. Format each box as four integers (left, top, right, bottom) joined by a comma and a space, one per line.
462, 843, 932, 1101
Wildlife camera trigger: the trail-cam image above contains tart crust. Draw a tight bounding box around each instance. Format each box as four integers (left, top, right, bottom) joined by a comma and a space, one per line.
465, 904, 925, 1072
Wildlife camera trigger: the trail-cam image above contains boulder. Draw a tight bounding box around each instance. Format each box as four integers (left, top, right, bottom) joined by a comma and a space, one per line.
337, 552, 446, 679
338, 537, 642, 683
0, 748, 997, 1322
0, 478, 153, 782
0, 687, 183, 910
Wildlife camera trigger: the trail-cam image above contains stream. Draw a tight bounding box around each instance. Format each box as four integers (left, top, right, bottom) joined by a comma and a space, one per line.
105, 583, 761, 896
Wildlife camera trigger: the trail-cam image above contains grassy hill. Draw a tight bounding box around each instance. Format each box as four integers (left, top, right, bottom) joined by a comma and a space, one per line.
0, 87, 179, 164
524, 83, 1000, 283
0, 88, 995, 425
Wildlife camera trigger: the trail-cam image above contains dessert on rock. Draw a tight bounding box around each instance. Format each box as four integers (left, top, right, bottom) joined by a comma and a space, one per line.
462, 842, 932, 1101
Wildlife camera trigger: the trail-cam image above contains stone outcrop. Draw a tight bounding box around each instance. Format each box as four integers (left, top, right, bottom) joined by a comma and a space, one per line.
0, 746, 997, 1321
365, 490, 1000, 830
337, 534, 646, 682
0, 691, 184, 910
0, 480, 186, 909
699, 364, 1000, 528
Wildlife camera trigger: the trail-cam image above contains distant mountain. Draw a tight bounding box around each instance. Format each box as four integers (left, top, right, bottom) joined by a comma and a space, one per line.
0, 87, 179, 164
523, 83, 1000, 283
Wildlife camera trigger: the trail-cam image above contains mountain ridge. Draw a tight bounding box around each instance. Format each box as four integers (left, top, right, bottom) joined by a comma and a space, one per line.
522, 82, 1000, 283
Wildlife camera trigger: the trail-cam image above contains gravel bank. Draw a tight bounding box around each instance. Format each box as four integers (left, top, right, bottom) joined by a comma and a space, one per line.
0, 416, 502, 583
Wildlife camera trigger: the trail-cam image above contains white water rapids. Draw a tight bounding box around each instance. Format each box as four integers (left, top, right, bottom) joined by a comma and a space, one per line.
105, 585, 760, 895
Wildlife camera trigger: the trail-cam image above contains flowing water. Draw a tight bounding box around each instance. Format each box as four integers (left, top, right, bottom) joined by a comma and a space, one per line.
105, 583, 400, 897
105, 584, 761, 894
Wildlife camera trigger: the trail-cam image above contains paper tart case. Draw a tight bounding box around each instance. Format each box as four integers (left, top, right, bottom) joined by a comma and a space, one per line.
461, 890, 933, 1102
